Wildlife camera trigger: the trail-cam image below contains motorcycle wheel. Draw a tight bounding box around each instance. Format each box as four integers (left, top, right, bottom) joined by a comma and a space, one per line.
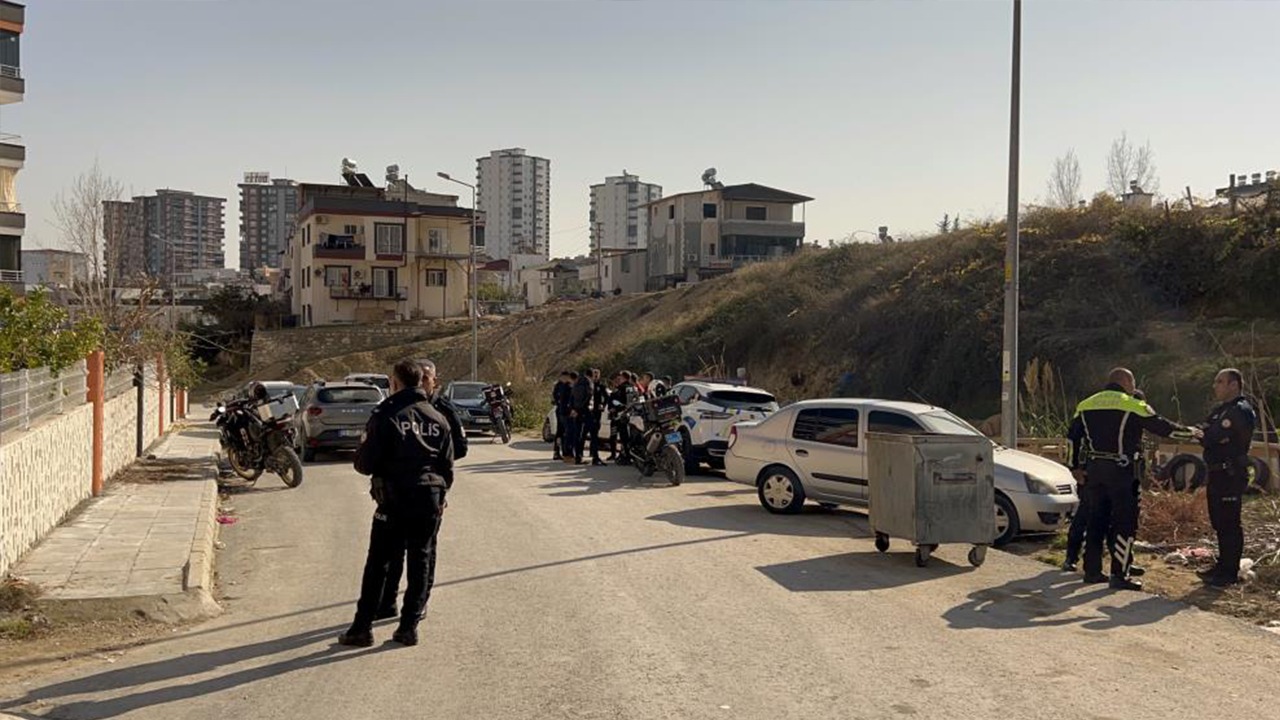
495, 417, 511, 444
275, 446, 304, 488
661, 444, 685, 486
227, 447, 263, 482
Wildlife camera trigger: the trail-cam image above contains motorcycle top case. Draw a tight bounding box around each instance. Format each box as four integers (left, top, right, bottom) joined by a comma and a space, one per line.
256, 395, 300, 422
642, 395, 682, 424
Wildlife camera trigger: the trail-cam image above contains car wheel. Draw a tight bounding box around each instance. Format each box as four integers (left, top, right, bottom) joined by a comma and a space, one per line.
758, 466, 805, 514
994, 493, 1020, 547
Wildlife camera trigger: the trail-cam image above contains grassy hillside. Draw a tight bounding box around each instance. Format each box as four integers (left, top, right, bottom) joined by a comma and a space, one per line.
252, 194, 1280, 431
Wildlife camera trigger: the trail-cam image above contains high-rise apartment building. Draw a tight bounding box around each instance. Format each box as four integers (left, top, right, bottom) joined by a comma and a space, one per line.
238, 173, 298, 272
589, 172, 661, 251
0, 2, 25, 292
475, 148, 549, 260
102, 189, 226, 283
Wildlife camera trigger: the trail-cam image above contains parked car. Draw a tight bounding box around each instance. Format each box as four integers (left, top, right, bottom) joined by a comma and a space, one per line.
232, 380, 306, 406
724, 398, 1078, 546
543, 407, 613, 443
344, 373, 390, 393
444, 381, 495, 432
293, 381, 385, 461
669, 380, 779, 472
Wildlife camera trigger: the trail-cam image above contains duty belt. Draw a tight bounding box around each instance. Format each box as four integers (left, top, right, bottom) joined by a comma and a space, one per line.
1086, 451, 1138, 468
1208, 457, 1247, 471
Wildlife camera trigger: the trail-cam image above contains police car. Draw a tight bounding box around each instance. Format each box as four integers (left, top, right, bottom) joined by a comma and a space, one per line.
669, 379, 780, 472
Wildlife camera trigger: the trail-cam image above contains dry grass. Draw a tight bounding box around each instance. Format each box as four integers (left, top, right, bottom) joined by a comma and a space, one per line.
1138, 489, 1213, 546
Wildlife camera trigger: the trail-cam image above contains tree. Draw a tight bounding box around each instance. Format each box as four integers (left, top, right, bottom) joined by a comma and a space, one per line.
936, 214, 951, 234
1046, 148, 1083, 208
1106, 132, 1158, 196
0, 287, 102, 373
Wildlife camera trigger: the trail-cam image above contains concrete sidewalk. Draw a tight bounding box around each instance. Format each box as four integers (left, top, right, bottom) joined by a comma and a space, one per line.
10, 422, 222, 623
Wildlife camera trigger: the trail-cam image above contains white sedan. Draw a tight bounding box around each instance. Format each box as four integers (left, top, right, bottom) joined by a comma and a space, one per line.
725, 398, 1078, 546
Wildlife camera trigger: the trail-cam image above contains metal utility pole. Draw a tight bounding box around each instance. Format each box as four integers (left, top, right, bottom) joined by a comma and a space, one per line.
437, 172, 479, 380
1000, 0, 1022, 448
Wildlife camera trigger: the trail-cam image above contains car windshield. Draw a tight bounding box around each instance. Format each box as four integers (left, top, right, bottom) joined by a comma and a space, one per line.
318, 387, 383, 404
706, 390, 779, 412
349, 376, 389, 389
451, 384, 486, 401
918, 410, 984, 437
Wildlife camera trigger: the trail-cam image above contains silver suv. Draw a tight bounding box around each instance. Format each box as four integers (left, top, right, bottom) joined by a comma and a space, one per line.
294, 382, 385, 461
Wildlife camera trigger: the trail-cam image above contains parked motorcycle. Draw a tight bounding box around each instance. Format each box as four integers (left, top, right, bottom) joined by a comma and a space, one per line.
620, 394, 685, 486
210, 393, 304, 488
483, 382, 514, 444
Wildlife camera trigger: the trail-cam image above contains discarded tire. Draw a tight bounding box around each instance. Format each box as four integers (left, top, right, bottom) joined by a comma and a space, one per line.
1247, 456, 1272, 494
1163, 454, 1206, 492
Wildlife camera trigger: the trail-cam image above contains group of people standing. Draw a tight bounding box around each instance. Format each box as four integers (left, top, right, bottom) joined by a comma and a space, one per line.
1065, 366, 1257, 591
550, 368, 671, 465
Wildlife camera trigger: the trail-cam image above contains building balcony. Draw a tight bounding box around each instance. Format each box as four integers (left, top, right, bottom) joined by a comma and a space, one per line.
0, 65, 20, 105
0, 269, 22, 284
313, 237, 366, 260
0, 201, 22, 231
329, 285, 408, 301
0, 135, 23, 168
718, 219, 805, 239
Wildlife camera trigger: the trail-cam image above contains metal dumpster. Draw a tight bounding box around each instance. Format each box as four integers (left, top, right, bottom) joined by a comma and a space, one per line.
866, 432, 996, 567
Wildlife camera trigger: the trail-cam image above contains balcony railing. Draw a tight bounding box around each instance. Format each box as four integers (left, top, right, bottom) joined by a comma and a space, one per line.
0, 269, 23, 283
329, 285, 408, 301
0, 201, 21, 213
313, 237, 366, 259
0, 65, 19, 80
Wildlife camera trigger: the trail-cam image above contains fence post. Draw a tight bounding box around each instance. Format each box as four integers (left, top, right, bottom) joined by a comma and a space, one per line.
157, 354, 166, 436
134, 364, 144, 458
88, 351, 105, 496
20, 369, 29, 431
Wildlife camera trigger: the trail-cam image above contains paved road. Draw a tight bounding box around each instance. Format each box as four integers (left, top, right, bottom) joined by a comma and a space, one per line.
2, 436, 1278, 719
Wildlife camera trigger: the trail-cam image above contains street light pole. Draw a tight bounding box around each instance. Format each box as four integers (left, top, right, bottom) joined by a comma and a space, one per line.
1000, 0, 1022, 448
437, 171, 479, 380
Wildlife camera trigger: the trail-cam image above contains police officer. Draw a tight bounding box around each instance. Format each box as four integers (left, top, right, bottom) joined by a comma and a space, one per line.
552, 371, 573, 460
610, 371, 637, 465
588, 368, 608, 466
374, 358, 467, 621
566, 369, 593, 464
1196, 368, 1257, 588
1067, 368, 1193, 590
339, 359, 454, 648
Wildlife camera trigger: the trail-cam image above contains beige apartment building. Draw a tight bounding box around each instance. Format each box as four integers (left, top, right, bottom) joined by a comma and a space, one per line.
285, 179, 477, 326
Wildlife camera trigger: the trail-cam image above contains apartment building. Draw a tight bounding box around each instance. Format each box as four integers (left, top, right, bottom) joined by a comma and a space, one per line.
285, 177, 476, 326
104, 189, 226, 283
22, 248, 87, 288
238, 173, 299, 272
644, 182, 812, 290
589, 172, 661, 251
476, 148, 550, 260
0, 2, 24, 292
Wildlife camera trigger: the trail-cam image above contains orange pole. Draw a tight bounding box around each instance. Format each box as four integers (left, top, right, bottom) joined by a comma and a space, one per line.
157, 355, 166, 436
88, 351, 105, 496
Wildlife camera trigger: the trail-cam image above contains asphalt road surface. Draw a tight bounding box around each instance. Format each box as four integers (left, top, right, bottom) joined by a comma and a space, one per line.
2, 434, 1278, 720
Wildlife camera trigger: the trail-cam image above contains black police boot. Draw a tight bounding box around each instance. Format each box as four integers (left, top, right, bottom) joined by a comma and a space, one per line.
391, 624, 419, 646
1196, 566, 1220, 580
1061, 558, 1078, 572
1109, 576, 1143, 591
1082, 573, 1108, 584
374, 604, 398, 621
1205, 574, 1239, 589
1128, 564, 1145, 577
337, 625, 374, 648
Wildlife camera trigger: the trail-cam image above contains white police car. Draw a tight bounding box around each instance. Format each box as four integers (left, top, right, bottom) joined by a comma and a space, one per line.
669, 380, 780, 472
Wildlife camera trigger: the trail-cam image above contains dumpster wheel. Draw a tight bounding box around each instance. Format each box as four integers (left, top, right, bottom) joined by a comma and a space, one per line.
874, 533, 890, 553
914, 544, 937, 567
968, 545, 987, 567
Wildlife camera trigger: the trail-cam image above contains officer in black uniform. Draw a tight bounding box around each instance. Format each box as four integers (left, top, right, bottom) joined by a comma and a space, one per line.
339, 359, 454, 648
1067, 368, 1193, 590
1196, 368, 1257, 588
374, 358, 467, 621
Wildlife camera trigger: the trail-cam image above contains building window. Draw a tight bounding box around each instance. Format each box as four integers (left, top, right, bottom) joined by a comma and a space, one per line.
372, 267, 398, 298
709, 243, 716, 257
627, 224, 637, 238
427, 228, 445, 254
425, 269, 447, 287
512, 207, 523, 219
324, 265, 350, 287
343, 224, 360, 235
746, 206, 768, 221
703, 203, 718, 219
621, 255, 631, 273
374, 224, 405, 255
668, 205, 675, 220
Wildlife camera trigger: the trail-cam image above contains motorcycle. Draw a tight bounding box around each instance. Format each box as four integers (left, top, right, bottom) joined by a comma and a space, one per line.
209, 393, 304, 488
483, 382, 514, 444
619, 393, 686, 486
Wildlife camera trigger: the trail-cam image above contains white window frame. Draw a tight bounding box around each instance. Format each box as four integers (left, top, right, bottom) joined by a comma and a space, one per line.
374, 223, 405, 255
425, 269, 447, 287
427, 228, 445, 254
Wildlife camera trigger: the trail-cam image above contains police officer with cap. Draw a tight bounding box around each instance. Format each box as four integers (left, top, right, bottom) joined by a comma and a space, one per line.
373, 358, 467, 621
1067, 367, 1194, 590
339, 359, 454, 647
1196, 368, 1257, 588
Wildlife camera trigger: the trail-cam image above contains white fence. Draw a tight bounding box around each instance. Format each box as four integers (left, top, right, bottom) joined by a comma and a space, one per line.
0, 361, 89, 435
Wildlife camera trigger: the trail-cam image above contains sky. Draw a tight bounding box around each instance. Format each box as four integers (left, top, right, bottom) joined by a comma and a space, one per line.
13, 0, 1280, 266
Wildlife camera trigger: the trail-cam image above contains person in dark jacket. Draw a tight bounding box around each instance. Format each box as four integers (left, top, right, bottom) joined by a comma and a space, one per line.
587, 368, 608, 466
609, 371, 637, 464
339, 359, 454, 648
552, 371, 573, 460
565, 370, 592, 464
374, 358, 467, 621
1196, 368, 1257, 588
1066, 367, 1194, 590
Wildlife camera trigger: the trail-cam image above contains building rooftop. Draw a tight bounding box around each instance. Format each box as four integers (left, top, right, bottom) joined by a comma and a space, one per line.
641, 182, 813, 208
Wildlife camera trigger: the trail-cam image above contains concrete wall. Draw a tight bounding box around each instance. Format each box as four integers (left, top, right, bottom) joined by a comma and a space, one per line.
250, 323, 452, 373
0, 404, 94, 578
104, 381, 139, 483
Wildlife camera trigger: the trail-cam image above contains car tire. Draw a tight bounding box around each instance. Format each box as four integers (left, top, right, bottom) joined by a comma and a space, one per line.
1246, 455, 1271, 494
994, 493, 1019, 547
757, 466, 805, 514
1164, 453, 1206, 492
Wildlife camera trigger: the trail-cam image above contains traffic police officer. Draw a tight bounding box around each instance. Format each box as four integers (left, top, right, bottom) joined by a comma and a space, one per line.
340, 359, 454, 647
1196, 368, 1257, 588
374, 358, 467, 621
1067, 368, 1193, 590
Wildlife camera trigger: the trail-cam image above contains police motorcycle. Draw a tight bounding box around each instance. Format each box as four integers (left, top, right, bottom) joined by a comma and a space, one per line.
616, 391, 685, 486
210, 384, 304, 488
483, 382, 514, 444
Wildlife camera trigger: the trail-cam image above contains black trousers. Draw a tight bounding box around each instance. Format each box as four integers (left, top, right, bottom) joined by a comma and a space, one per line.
1083, 461, 1139, 579
353, 486, 444, 631
1206, 467, 1246, 580
587, 413, 603, 460
553, 411, 567, 456
565, 414, 584, 460
1065, 495, 1090, 565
